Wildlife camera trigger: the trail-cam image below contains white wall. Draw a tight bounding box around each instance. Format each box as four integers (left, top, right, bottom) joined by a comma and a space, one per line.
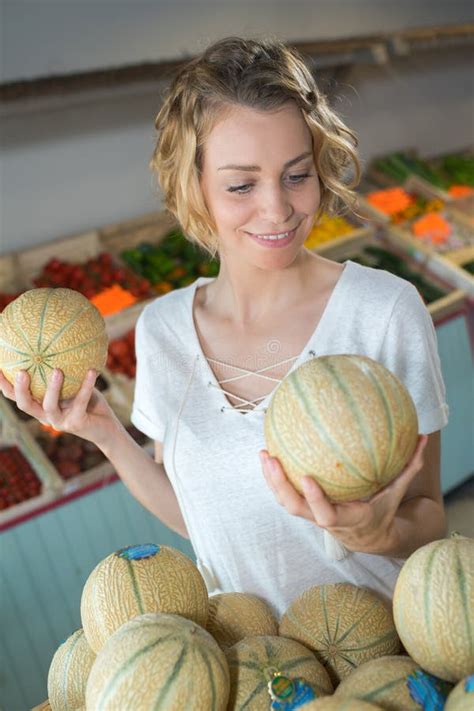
1, 0, 473, 254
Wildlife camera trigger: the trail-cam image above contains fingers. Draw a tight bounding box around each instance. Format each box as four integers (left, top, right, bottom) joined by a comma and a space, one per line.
0, 370, 15, 399
259, 451, 312, 519
301, 476, 338, 528
64, 369, 97, 416
11, 370, 46, 420
42, 368, 64, 422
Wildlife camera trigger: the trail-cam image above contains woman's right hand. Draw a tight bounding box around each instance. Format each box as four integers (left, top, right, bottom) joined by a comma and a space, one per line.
0, 367, 119, 449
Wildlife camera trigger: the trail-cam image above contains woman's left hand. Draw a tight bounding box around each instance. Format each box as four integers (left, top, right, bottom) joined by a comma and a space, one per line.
259, 434, 428, 554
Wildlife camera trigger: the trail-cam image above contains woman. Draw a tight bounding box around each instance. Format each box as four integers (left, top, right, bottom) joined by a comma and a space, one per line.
0, 36, 448, 617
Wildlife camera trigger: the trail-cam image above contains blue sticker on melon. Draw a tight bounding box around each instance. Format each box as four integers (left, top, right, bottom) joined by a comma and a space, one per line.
465, 674, 474, 693
268, 674, 316, 710
406, 670, 452, 710
117, 543, 160, 560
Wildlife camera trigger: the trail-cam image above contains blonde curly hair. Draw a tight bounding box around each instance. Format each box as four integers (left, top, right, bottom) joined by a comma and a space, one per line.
150, 35, 361, 259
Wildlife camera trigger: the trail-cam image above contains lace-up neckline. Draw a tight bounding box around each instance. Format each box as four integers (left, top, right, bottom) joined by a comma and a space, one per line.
188, 263, 350, 415
205, 353, 302, 413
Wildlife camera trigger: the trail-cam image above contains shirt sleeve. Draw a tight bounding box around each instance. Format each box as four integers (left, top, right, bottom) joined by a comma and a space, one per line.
378, 283, 449, 434
130, 306, 166, 442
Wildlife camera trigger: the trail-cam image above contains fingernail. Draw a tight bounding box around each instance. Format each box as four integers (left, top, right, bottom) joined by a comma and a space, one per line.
52, 369, 61, 382
88, 369, 96, 380
269, 458, 279, 474
16, 371, 25, 383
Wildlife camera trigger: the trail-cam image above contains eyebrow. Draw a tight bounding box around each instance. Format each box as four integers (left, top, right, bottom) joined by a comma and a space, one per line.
217, 151, 313, 172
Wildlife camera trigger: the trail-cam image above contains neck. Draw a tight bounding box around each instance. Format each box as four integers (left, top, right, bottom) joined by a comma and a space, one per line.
202, 249, 317, 327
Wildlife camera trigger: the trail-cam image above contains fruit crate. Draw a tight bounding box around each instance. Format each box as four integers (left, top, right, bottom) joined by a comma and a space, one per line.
357, 179, 474, 282
0, 227, 154, 316
321, 230, 467, 324
0, 366, 149, 528
103, 304, 143, 421
305, 211, 375, 255
0, 393, 63, 528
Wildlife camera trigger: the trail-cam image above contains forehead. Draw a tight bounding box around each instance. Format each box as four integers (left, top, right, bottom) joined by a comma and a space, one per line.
203, 102, 313, 169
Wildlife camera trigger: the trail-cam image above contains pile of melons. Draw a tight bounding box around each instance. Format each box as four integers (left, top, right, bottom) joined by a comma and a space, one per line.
38, 533, 472, 710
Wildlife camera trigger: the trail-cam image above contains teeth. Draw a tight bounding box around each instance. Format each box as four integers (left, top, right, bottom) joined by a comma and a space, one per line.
256, 231, 290, 241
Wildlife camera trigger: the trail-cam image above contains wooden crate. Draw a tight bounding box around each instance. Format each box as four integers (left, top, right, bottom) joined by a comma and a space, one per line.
103, 303, 146, 422
0, 365, 140, 527
322, 230, 466, 323
99, 209, 178, 256
0, 394, 63, 490
9, 230, 102, 290
309, 212, 376, 255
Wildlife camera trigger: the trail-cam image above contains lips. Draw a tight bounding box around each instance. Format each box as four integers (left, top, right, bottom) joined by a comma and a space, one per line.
247, 226, 298, 248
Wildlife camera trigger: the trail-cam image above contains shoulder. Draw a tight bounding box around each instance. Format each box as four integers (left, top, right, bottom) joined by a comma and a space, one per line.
341, 259, 427, 321
343, 259, 413, 303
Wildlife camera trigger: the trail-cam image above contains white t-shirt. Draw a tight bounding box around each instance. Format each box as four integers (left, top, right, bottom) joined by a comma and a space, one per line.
131, 260, 449, 617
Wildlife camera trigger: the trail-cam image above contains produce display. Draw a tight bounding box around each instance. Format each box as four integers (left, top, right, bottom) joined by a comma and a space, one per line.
372, 150, 474, 193
86, 612, 229, 711
47, 629, 95, 711
32, 252, 153, 301
345, 244, 448, 304
279, 583, 400, 686
35, 536, 472, 710
303, 213, 357, 250
0, 288, 108, 400
35, 431, 105, 479
264, 354, 418, 503
0, 445, 42, 510
434, 153, 474, 189
334, 656, 452, 710
106, 327, 136, 378
206, 592, 278, 649
365, 187, 473, 252
35, 424, 146, 480
393, 534, 474, 682
80, 543, 209, 652
120, 227, 220, 293
225, 635, 333, 709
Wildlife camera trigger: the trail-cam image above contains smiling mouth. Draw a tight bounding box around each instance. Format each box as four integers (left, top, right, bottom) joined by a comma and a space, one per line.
246, 224, 300, 241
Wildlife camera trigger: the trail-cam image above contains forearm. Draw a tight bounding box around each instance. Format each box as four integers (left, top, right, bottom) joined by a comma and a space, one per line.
97, 419, 190, 540
375, 496, 447, 558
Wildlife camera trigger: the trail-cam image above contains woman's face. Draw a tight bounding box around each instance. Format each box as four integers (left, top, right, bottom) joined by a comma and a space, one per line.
199, 101, 320, 270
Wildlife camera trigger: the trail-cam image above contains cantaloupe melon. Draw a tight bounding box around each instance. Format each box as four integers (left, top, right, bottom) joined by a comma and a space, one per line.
335, 655, 452, 710
85, 612, 229, 710
0, 287, 107, 400
393, 535, 474, 682
279, 583, 400, 686
300, 698, 382, 710
80, 543, 208, 652
264, 354, 418, 502
206, 592, 278, 649
445, 674, 474, 711
225, 635, 333, 709
47, 628, 95, 711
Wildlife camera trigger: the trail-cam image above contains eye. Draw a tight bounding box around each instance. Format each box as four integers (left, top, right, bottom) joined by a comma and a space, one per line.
227, 173, 312, 195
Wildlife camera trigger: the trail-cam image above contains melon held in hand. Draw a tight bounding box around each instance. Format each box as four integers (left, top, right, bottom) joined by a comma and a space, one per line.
0, 288, 108, 400
264, 354, 418, 503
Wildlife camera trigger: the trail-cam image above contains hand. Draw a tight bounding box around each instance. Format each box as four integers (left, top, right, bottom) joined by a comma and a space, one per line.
0, 368, 119, 448
259, 435, 428, 554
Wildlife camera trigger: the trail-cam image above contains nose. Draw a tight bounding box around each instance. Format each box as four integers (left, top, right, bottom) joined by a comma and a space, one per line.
259, 183, 294, 226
